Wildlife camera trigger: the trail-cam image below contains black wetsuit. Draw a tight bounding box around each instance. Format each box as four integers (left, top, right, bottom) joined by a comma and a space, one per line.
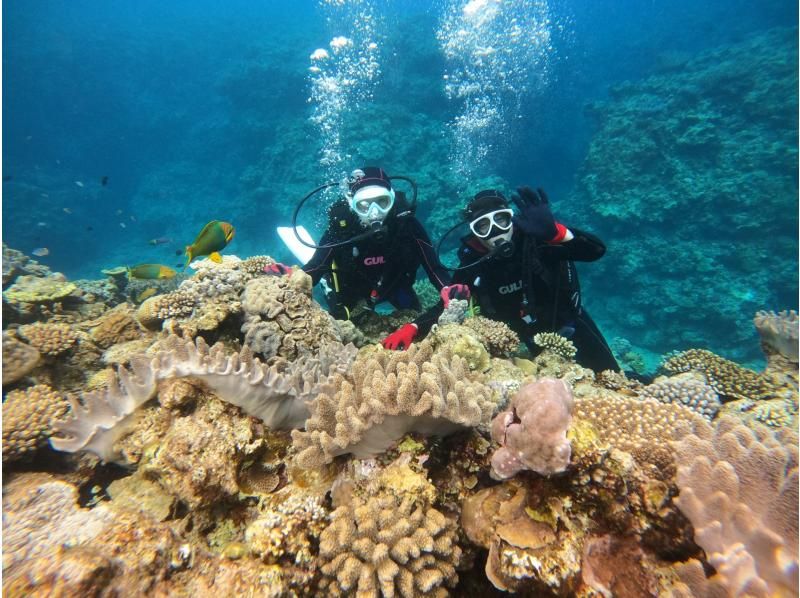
446, 226, 619, 372
303, 194, 450, 321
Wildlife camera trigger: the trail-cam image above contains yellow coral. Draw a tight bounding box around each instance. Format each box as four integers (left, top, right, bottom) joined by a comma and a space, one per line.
534, 332, 577, 360
19, 322, 78, 356
662, 348, 773, 401
2, 384, 68, 461
3, 275, 77, 304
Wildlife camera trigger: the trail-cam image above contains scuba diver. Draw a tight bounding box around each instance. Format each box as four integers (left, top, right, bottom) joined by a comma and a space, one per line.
439, 186, 620, 372
268, 166, 466, 349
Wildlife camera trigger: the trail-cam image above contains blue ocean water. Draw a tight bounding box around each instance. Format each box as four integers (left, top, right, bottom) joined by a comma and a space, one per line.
3, 0, 797, 367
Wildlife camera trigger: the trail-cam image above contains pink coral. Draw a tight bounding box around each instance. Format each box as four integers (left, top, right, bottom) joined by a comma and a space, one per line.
489, 377, 574, 479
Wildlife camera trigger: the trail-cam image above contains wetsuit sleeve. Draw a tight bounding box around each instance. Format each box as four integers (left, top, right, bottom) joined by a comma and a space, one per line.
548, 226, 606, 262
301, 228, 336, 285
408, 217, 451, 290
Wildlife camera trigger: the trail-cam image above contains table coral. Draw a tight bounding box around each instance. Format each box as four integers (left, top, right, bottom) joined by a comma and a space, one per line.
3, 274, 77, 304
18, 322, 78, 356
672, 415, 798, 597
489, 378, 574, 479
2, 333, 41, 385
318, 462, 461, 597
2, 384, 68, 461
291, 339, 497, 468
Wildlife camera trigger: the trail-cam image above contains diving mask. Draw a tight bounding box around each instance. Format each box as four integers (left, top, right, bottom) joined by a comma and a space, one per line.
469, 209, 513, 239
349, 185, 396, 226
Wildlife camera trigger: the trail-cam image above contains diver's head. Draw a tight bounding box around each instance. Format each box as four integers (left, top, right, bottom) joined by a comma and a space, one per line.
464, 189, 514, 257
347, 167, 395, 229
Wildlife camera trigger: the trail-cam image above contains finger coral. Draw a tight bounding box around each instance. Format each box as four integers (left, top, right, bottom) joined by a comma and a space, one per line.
291, 339, 497, 468
18, 322, 78, 356
3, 384, 68, 462
672, 415, 798, 597
662, 348, 773, 401
754, 309, 798, 363
490, 378, 574, 479
318, 462, 461, 597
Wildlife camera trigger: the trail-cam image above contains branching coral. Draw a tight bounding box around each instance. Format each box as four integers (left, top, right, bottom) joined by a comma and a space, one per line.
662, 348, 773, 401
672, 415, 798, 597
318, 462, 461, 597
50, 335, 357, 461
136, 290, 196, 330
3, 384, 68, 461
640, 374, 721, 420
754, 309, 798, 363
489, 378, 574, 479
464, 316, 520, 357
534, 332, 578, 360
18, 322, 78, 356
2, 334, 41, 385
291, 339, 497, 468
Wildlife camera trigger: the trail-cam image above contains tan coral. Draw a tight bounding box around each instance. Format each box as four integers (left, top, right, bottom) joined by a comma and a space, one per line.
754, 309, 798, 362
291, 339, 497, 468
662, 348, 773, 401
318, 462, 461, 597
534, 332, 578, 360
672, 415, 798, 597
464, 316, 520, 357
18, 322, 78, 356
2, 334, 41, 385
136, 290, 196, 331
2, 384, 68, 461
3, 274, 77, 305
88, 304, 143, 348
640, 373, 721, 420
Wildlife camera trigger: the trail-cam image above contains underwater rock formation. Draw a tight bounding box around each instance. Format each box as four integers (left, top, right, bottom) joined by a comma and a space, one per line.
754, 309, 799, 363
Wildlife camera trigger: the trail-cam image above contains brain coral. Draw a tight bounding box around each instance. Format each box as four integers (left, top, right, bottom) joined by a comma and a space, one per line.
291, 339, 497, 468
672, 415, 798, 597
241, 269, 340, 361
3, 384, 68, 462
318, 462, 461, 597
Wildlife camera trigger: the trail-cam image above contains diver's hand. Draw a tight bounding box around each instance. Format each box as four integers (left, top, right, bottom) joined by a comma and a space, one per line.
382, 323, 418, 351
263, 263, 292, 276
511, 187, 567, 243
440, 284, 471, 308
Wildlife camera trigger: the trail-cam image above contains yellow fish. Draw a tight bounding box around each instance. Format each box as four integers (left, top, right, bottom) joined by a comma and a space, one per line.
128, 264, 176, 280
136, 287, 158, 302
183, 220, 235, 270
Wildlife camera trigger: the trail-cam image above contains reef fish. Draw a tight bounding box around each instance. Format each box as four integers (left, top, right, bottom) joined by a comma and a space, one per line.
136, 287, 158, 302
32, 247, 49, 257
184, 220, 235, 270
128, 264, 176, 280
149, 237, 173, 246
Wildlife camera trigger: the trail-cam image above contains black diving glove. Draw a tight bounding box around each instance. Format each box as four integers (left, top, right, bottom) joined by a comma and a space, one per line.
511, 187, 559, 242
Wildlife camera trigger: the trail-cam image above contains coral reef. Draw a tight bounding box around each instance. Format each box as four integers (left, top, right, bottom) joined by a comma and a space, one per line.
534, 332, 578, 360
2, 333, 41, 385
291, 339, 497, 468
672, 415, 798, 597
2, 384, 68, 462
318, 461, 461, 597
754, 309, 798, 363
639, 373, 721, 420
3, 273, 78, 305
241, 269, 340, 360
662, 348, 773, 401
18, 321, 79, 356
463, 316, 520, 357
489, 378, 574, 479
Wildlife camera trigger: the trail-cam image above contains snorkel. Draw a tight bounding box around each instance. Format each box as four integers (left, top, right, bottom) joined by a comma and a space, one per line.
291, 173, 418, 251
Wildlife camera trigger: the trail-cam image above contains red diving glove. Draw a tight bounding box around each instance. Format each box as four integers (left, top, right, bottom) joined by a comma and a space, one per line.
382, 323, 418, 351
263, 263, 292, 276
440, 284, 471, 308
